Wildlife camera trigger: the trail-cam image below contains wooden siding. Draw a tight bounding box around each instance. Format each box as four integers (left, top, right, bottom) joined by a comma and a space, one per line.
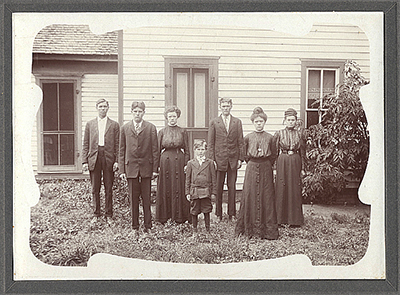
31, 74, 118, 173
123, 23, 370, 188
81, 74, 119, 137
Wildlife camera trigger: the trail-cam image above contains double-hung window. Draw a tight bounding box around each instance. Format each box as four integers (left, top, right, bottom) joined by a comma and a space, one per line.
301, 60, 344, 128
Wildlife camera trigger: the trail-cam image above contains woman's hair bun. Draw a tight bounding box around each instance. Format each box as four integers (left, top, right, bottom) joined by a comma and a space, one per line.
253, 107, 264, 114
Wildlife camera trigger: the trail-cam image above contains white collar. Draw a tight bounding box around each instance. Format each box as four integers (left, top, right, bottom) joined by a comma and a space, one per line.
133, 120, 143, 127
98, 116, 107, 122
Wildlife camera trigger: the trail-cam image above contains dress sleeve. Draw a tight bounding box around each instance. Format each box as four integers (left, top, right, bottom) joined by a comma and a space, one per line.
299, 129, 306, 171
183, 129, 190, 165
270, 133, 277, 165
158, 128, 164, 153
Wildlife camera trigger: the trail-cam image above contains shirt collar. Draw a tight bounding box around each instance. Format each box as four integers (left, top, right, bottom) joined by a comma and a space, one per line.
98, 116, 107, 122
133, 120, 143, 127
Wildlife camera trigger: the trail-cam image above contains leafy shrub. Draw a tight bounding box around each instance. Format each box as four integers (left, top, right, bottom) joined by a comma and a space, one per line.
303, 60, 370, 203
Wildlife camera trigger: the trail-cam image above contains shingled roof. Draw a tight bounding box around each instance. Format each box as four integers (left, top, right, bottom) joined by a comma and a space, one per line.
33, 24, 118, 55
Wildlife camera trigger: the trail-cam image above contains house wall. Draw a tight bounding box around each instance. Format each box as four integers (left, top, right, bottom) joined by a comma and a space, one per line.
122, 23, 370, 188
31, 72, 118, 173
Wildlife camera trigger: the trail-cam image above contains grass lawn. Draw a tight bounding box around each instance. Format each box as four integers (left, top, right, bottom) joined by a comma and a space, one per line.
30, 179, 370, 266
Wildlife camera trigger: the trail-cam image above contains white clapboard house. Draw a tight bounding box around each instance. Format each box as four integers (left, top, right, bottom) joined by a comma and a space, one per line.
32, 23, 370, 192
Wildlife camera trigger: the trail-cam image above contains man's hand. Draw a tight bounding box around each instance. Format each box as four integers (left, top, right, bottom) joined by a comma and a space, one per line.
186, 194, 191, 202
119, 173, 127, 182
237, 160, 242, 170
82, 163, 88, 172
152, 172, 159, 180
211, 194, 216, 201
113, 162, 118, 172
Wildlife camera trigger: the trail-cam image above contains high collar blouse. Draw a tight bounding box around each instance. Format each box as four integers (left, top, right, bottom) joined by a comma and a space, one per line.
244, 131, 276, 161
275, 127, 302, 152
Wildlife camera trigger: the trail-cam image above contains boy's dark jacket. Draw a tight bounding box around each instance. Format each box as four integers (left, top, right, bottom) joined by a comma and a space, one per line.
185, 158, 217, 198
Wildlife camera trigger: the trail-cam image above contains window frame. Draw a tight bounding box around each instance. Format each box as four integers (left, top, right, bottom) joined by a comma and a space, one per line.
164, 56, 219, 127
36, 76, 82, 173
300, 59, 345, 128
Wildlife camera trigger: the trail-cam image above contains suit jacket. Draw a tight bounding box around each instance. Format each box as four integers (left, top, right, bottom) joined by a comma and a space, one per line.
119, 120, 160, 178
185, 158, 217, 197
207, 115, 244, 171
82, 117, 120, 171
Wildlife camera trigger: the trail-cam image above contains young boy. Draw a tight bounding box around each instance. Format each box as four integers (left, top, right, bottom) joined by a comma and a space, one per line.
185, 139, 217, 233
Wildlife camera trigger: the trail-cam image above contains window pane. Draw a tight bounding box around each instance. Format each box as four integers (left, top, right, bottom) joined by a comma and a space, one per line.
176, 71, 189, 127
42, 83, 58, 131
306, 111, 319, 128
194, 72, 206, 128
60, 134, 74, 165
307, 70, 321, 109
323, 70, 336, 95
43, 134, 58, 165
59, 83, 74, 131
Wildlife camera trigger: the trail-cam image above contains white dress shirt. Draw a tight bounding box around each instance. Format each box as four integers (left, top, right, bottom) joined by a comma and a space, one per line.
221, 114, 231, 132
133, 120, 143, 132
98, 116, 108, 146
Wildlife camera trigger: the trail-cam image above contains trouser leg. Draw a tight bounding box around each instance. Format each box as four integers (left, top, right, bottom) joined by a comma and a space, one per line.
226, 163, 238, 217
216, 170, 226, 217
140, 177, 152, 229
98, 147, 114, 218
89, 156, 102, 217
128, 178, 140, 229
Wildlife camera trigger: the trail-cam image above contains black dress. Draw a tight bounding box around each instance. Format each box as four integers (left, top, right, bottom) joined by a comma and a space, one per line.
156, 125, 190, 223
274, 127, 305, 226
235, 131, 279, 240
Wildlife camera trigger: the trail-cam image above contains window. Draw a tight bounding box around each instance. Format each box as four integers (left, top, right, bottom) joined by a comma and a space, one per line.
301, 60, 344, 128
165, 57, 219, 156
38, 79, 81, 172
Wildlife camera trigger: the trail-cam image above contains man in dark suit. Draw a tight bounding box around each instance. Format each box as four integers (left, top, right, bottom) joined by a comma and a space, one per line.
82, 99, 120, 225
119, 101, 159, 232
207, 97, 244, 222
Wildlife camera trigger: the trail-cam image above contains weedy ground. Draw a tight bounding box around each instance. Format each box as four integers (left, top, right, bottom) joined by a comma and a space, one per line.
30, 179, 370, 266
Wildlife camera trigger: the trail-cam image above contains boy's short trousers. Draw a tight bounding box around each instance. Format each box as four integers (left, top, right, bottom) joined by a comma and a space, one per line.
190, 197, 212, 215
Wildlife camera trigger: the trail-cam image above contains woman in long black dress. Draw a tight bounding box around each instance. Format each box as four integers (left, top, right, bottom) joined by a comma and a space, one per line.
274, 108, 305, 226
235, 107, 279, 240
156, 106, 190, 224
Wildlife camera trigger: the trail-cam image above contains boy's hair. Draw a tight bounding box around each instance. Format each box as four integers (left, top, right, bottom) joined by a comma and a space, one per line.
218, 97, 232, 105
193, 139, 207, 150
131, 101, 146, 111
96, 98, 109, 107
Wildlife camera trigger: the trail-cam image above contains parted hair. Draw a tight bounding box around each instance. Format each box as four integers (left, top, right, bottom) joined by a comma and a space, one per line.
164, 106, 181, 119
193, 139, 207, 150
250, 107, 268, 122
96, 98, 109, 107
218, 97, 232, 105
131, 101, 146, 111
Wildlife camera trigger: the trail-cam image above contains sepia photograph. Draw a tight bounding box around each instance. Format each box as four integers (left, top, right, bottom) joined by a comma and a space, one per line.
12, 11, 384, 281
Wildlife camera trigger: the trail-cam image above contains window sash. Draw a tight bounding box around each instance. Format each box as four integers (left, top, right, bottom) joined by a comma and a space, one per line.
38, 79, 79, 172
305, 67, 339, 127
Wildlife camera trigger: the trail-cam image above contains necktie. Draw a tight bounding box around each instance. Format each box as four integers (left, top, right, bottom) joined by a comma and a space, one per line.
135, 123, 140, 132
224, 117, 229, 131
